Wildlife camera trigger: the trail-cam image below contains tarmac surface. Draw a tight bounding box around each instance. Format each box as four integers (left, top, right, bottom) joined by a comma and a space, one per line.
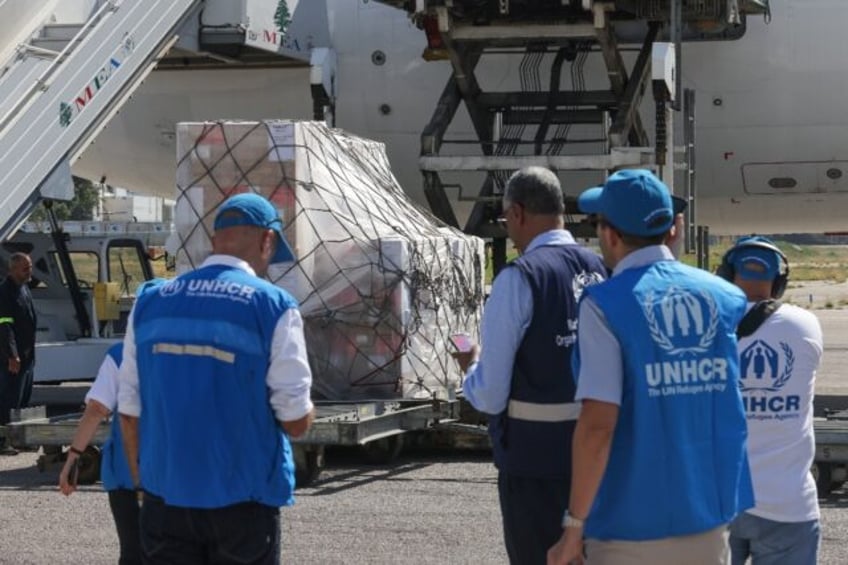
1, 305, 847, 563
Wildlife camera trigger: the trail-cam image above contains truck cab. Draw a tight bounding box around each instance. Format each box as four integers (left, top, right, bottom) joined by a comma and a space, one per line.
0, 224, 159, 383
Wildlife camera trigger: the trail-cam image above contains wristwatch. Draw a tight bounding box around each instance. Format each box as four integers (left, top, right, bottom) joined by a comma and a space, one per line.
562, 511, 585, 529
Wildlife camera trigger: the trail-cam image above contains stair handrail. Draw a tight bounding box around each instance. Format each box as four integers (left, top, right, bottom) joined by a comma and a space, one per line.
0, 0, 119, 134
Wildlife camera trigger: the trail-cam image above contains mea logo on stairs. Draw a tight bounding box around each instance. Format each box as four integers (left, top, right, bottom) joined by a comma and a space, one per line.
58, 36, 136, 128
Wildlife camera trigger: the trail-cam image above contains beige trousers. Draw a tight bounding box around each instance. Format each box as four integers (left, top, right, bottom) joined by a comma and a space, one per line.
585, 526, 729, 565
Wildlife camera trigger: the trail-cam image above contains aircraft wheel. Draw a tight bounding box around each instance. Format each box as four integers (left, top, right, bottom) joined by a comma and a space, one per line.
362, 435, 404, 464
76, 446, 101, 485
294, 445, 324, 488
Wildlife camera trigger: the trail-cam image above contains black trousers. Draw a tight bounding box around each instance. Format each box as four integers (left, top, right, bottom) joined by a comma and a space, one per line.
0, 365, 14, 427
140, 493, 280, 565
497, 471, 571, 565
15, 359, 34, 408
109, 489, 142, 565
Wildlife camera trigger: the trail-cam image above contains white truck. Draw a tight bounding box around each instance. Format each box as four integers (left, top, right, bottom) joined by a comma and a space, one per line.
1, 222, 162, 384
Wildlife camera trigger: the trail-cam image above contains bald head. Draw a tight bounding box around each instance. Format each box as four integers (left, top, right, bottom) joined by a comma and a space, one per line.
212, 224, 276, 277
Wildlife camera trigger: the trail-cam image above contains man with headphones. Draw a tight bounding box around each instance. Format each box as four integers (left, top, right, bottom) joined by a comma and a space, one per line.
719, 236, 823, 565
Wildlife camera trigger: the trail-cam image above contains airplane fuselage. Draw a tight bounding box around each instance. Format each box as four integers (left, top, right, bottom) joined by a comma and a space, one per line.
61, 0, 848, 235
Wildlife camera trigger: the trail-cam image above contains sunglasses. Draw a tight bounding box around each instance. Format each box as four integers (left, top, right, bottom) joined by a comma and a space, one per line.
497, 202, 523, 224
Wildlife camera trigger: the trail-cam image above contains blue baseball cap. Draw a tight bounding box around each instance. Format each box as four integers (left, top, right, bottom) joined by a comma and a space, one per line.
578, 169, 674, 236
213, 193, 295, 263
730, 237, 781, 281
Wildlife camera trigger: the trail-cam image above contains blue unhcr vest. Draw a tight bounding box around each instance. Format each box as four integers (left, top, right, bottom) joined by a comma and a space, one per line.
100, 342, 133, 491
132, 264, 298, 508
489, 244, 606, 478
580, 260, 753, 540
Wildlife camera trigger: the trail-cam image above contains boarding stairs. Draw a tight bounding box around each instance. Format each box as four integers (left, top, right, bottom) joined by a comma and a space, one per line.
0, 0, 206, 242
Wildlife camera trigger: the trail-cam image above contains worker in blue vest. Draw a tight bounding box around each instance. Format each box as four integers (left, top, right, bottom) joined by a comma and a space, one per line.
455, 167, 607, 564
117, 193, 314, 565
59, 278, 165, 565
548, 169, 754, 565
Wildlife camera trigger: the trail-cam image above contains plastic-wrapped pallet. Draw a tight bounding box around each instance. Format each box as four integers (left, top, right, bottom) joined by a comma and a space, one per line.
174, 120, 485, 401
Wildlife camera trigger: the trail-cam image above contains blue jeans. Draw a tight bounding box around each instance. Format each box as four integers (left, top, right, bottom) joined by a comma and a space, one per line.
729, 512, 820, 565
140, 493, 280, 565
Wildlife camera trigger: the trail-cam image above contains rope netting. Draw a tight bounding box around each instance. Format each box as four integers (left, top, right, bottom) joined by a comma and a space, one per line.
172, 120, 484, 401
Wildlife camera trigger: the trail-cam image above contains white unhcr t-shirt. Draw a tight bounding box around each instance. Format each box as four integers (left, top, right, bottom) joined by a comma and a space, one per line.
737, 303, 823, 522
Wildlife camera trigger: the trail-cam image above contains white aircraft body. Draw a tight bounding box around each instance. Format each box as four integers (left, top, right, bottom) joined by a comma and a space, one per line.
5, 0, 847, 235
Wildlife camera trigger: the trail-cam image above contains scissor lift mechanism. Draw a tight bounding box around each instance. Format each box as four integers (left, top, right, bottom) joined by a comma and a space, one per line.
377, 0, 770, 271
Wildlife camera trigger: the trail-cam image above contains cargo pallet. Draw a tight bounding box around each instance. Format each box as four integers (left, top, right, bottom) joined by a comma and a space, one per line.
2, 397, 460, 487
813, 409, 848, 495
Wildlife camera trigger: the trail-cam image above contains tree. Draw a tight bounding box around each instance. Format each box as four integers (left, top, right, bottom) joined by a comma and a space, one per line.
274, 0, 292, 35
28, 177, 100, 222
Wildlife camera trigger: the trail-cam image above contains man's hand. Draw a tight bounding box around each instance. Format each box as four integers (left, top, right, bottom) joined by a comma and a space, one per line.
8, 356, 20, 374
58, 454, 80, 496
451, 343, 480, 374
282, 408, 314, 438
547, 528, 584, 565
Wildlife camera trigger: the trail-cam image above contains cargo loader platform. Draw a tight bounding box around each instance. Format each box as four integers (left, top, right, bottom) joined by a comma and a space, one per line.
2, 397, 460, 487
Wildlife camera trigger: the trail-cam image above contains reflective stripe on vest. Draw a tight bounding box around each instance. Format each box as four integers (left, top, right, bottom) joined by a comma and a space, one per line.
507, 399, 581, 422
0, 317, 13, 324
152, 342, 235, 364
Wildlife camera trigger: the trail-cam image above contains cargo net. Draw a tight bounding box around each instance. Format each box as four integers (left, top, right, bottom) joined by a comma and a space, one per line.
172, 121, 485, 401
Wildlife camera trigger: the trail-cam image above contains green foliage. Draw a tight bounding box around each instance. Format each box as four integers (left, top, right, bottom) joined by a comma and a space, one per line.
28, 177, 99, 222
485, 245, 519, 284
486, 238, 848, 285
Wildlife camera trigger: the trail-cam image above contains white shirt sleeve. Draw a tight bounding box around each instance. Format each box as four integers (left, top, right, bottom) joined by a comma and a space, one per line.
85, 353, 119, 412
574, 297, 624, 405
268, 308, 314, 422
116, 309, 141, 417
462, 266, 533, 415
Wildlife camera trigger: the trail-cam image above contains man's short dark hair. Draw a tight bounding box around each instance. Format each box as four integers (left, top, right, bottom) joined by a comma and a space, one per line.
598, 217, 667, 248
8, 252, 29, 268
504, 167, 564, 215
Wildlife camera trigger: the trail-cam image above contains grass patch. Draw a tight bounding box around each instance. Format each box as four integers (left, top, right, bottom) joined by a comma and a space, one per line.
483, 239, 848, 285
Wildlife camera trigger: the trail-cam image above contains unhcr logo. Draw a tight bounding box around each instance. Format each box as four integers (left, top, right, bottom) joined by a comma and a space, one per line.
572, 270, 604, 302
739, 339, 799, 416
184, 279, 257, 304
643, 287, 718, 356
740, 340, 794, 392
158, 280, 185, 297
642, 287, 726, 398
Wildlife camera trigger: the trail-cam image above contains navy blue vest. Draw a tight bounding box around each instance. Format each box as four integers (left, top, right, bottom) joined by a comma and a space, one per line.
489, 244, 606, 478
581, 260, 754, 540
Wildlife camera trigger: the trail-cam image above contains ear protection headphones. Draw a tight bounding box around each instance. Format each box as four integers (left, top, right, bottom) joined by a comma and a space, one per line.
716, 236, 789, 299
